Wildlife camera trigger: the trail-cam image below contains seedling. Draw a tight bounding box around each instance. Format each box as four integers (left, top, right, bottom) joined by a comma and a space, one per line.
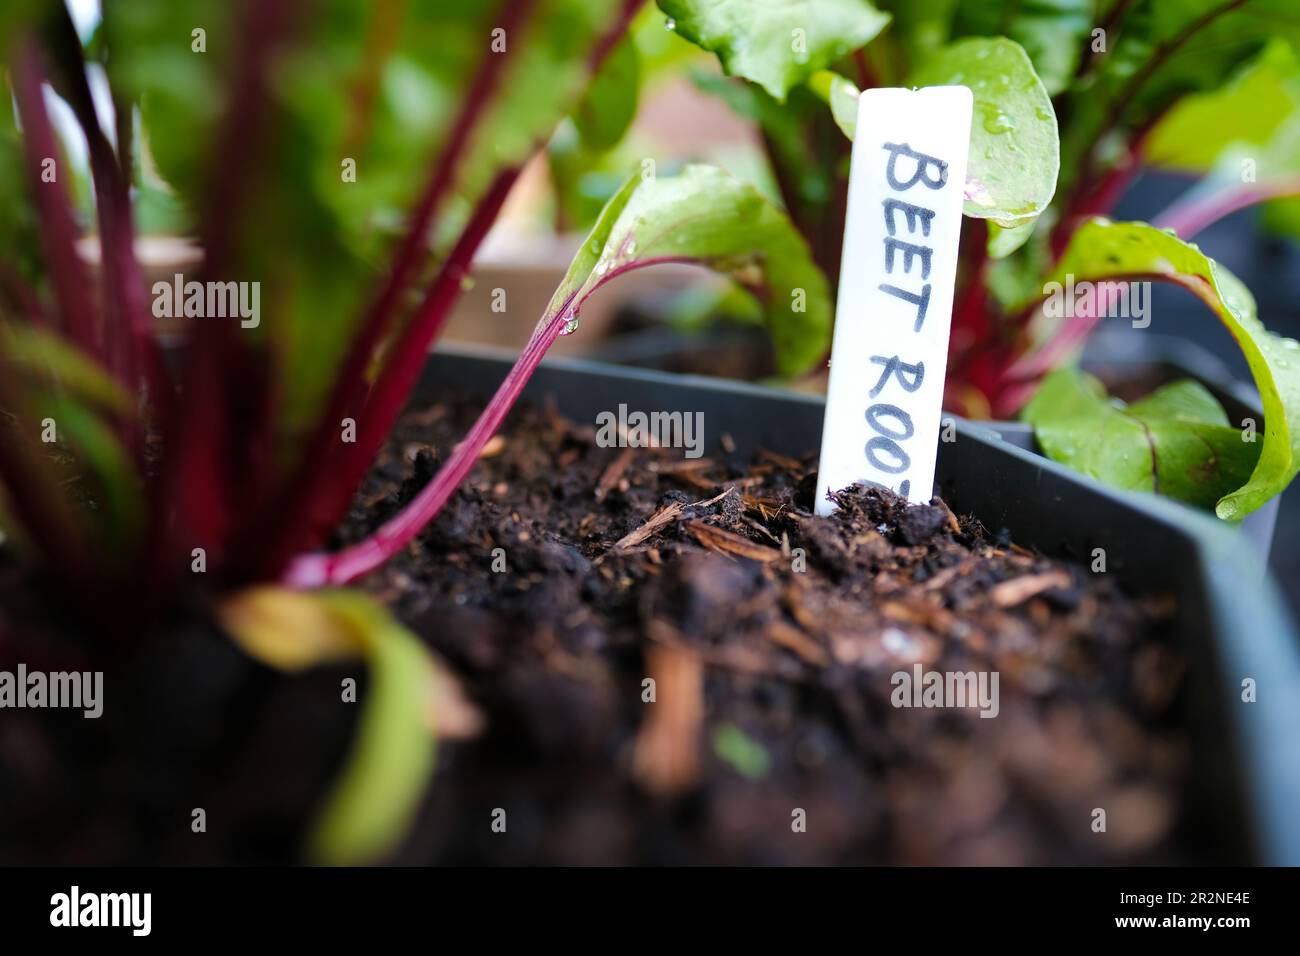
651, 0, 1300, 518
0, 0, 827, 861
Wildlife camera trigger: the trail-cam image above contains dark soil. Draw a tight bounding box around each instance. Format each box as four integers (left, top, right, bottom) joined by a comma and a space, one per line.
0, 392, 1193, 865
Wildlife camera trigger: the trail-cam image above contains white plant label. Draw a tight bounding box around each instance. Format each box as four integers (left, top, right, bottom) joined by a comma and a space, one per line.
815, 86, 973, 516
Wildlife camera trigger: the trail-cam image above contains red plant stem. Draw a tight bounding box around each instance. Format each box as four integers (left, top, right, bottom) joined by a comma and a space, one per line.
1051, 141, 1144, 259
251, 0, 534, 566
284, 253, 696, 587
993, 379, 1040, 417
329, 0, 536, 415
1075, 0, 1138, 82
1005, 273, 1163, 383
282, 308, 570, 587
43, 6, 163, 400
590, 0, 645, 70
250, 168, 520, 577
357, 174, 518, 460
854, 49, 878, 91
38, 16, 175, 520
150, 0, 302, 584
257, 0, 643, 575
1006, 178, 1300, 404
947, 222, 989, 360
10, 45, 98, 356
1109, 0, 1248, 131
1154, 176, 1300, 238
193, 1, 302, 277
1071, 0, 1243, 216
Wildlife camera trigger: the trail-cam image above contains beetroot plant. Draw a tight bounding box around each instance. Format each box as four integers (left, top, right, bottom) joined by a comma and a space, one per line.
0, 0, 835, 861
658, 0, 1300, 519
3, 0, 1299, 864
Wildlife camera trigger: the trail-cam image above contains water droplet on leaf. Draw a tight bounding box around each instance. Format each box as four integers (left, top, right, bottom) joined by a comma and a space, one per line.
981, 108, 1016, 134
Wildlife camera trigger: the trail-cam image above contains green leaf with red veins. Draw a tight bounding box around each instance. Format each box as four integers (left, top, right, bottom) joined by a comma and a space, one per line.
546, 164, 832, 377
1024, 368, 1260, 513
1038, 219, 1300, 520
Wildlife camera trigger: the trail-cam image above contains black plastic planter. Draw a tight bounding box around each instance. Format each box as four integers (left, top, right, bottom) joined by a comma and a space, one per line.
420, 343, 1300, 865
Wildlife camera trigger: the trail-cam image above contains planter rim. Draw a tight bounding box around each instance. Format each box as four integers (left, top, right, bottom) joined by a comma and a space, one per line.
435, 341, 1259, 550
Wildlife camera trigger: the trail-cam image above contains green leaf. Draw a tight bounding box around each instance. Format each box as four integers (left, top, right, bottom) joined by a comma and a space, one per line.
1148, 46, 1300, 244
950, 0, 1092, 97
37, 395, 145, 547
1024, 368, 1260, 513
985, 231, 1051, 310
806, 42, 1057, 255
1111, 1, 1300, 124
876, 0, 958, 65
547, 119, 639, 231
220, 587, 447, 865
689, 71, 828, 209
987, 219, 1037, 259
808, 69, 859, 139
1057, 1, 1300, 198
1044, 219, 1300, 519
657, 0, 890, 100
712, 723, 771, 779
573, 33, 641, 151
1, 325, 133, 415
1146, 40, 1300, 173
1149, 42, 1300, 241
303, 592, 440, 867
1261, 193, 1300, 242
549, 164, 833, 376
910, 36, 1060, 230
0, 76, 42, 288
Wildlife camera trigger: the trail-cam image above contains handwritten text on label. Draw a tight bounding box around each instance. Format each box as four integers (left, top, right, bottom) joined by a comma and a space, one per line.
815, 87, 973, 515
